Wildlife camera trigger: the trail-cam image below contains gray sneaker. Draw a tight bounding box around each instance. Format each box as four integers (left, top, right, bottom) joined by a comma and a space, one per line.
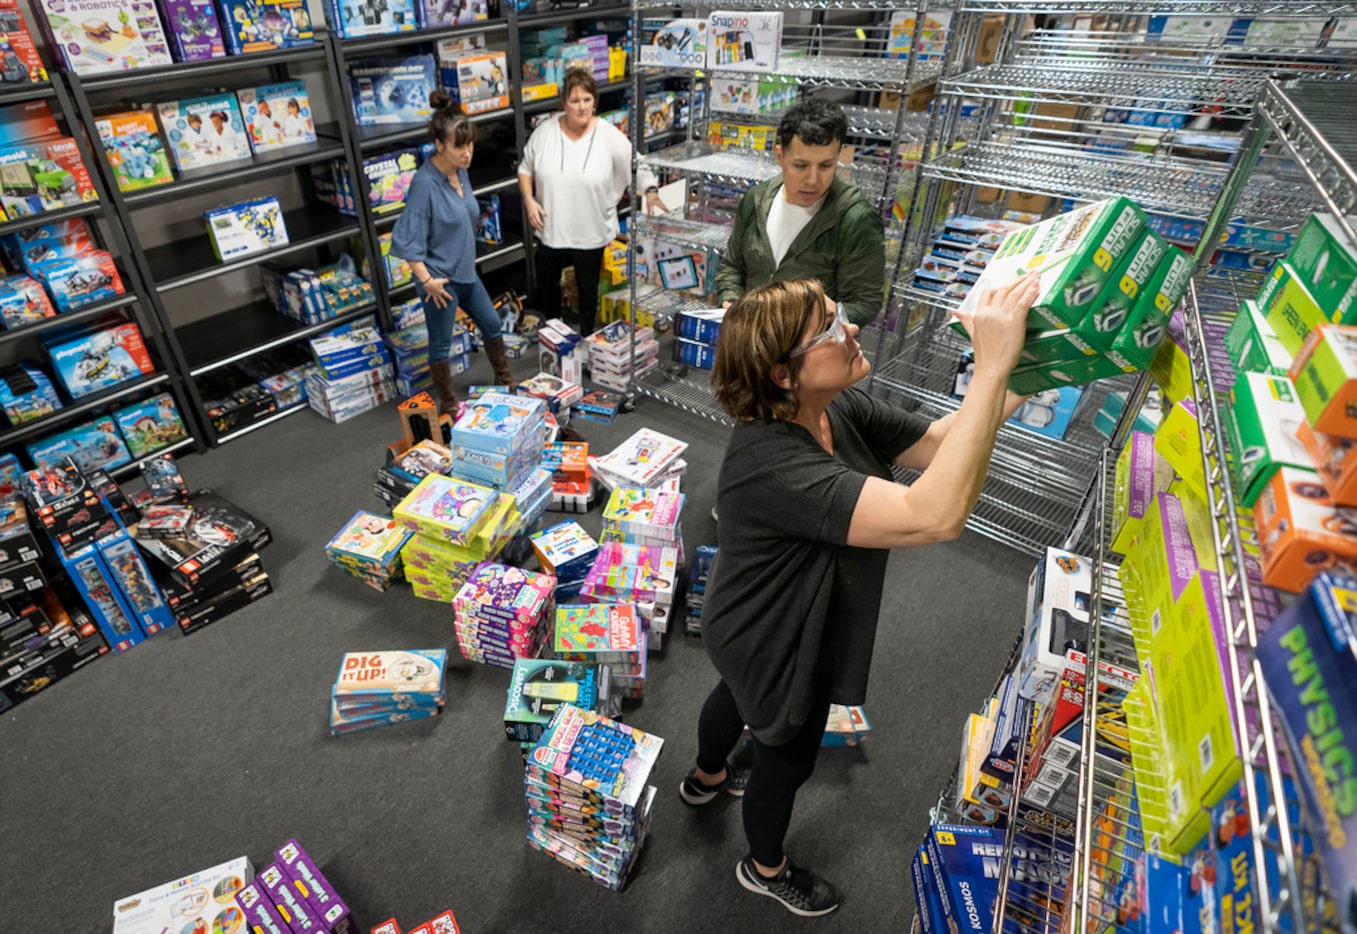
736, 856, 841, 917
678, 762, 748, 805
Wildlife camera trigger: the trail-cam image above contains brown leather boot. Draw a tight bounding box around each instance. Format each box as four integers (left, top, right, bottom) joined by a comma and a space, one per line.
484, 336, 515, 387
428, 358, 458, 417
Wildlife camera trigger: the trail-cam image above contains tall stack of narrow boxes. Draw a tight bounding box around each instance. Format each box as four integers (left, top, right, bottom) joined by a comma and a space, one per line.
392, 473, 513, 603
306, 322, 397, 423
600, 486, 685, 650
450, 392, 547, 494
554, 603, 644, 700
451, 561, 556, 668
578, 543, 679, 696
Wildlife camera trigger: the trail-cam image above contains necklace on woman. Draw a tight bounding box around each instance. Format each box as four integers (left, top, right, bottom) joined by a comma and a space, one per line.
561, 118, 598, 174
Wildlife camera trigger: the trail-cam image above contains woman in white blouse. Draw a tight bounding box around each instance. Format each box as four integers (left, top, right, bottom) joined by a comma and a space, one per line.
518, 68, 665, 336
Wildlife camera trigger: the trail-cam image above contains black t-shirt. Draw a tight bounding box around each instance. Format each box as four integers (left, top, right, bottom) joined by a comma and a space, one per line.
702, 386, 930, 745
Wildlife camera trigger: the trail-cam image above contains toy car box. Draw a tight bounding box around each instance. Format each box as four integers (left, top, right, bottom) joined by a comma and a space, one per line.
348, 55, 436, 125
0, 500, 42, 574
216, 0, 315, 54
60, 538, 146, 651
157, 0, 225, 61
45, 322, 153, 398
112, 856, 253, 934
0, 0, 47, 85
113, 391, 190, 458
98, 526, 174, 635
236, 80, 317, 153
1016, 546, 1093, 703
175, 567, 272, 634
1290, 322, 1357, 438
206, 196, 290, 260
23, 459, 112, 556
94, 110, 175, 192
1225, 298, 1293, 377
33, 250, 125, 310
326, 0, 417, 39
26, 414, 132, 474
706, 10, 781, 72
33, 0, 174, 74
134, 490, 269, 587
1254, 465, 1357, 593
440, 51, 509, 115
1225, 371, 1312, 507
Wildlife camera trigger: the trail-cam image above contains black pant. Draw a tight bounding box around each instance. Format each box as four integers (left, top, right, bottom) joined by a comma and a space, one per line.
535, 242, 604, 336
696, 679, 833, 868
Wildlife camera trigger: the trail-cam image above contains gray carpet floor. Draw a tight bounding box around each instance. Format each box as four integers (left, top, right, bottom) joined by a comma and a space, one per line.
0, 352, 1032, 934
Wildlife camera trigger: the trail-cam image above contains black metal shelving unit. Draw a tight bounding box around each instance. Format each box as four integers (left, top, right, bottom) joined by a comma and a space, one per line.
178, 302, 379, 378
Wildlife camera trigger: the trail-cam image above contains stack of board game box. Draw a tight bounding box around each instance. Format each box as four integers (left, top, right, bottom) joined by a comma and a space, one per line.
451, 562, 555, 668
324, 510, 412, 591
504, 657, 620, 754
591, 428, 688, 494
529, 520, 598, 602
237, 838, 353, 934
554, 603, 645, 699
330, 648, 446, 736
508, 465, 553, 530
601, 486, 685, 561
392, 474, 517, 602
572, 388, 625, 425
581, 542, 679, 657
584, 322, 658, 392
523, 704, 663, 892
684, 544, 717, 635
372, 439, 453, 510
306, 323, 396, 423
450, 391, 546, 491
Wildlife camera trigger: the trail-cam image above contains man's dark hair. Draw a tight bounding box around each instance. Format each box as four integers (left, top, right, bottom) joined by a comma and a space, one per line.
777, 99, 847, 149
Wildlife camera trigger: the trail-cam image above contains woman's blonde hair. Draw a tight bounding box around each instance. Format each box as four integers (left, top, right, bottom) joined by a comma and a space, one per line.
712, 278, 826, 422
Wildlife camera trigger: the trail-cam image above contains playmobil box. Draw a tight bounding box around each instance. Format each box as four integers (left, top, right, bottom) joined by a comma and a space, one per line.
237, 80, 316, 153
441, 51, 509, 115
957, 199, 1147, 333
639, 18, 707, 68
0, 0, 46, 84
206, 196, 290, 260
1255, 573, 1357, 931
26, 415, 131, 474
33, 250, 124, 311
217, 0, 315, 54
1016, 547, 1093, 704
1226, 298, 1293, 376
34, 0, 174, 74
112, 856, 253, 934
0, 275, 54, 328
95, 110, 174, 192
1225, 371, 1312, 507
348, 55, 436, 126
706, 10, 781, 71
0, 363, 60, 424
45, 322, 153, 398
156, 93, 253, 171
1254, 465, 1357, 593
327, 0, 417, 38
157, 0, 225, 60
1257, 260, 1328, 355
1289, 323, 1357, 438
0, 136, 98, 216
113, 392, 188, 458
417, 0, 485, 27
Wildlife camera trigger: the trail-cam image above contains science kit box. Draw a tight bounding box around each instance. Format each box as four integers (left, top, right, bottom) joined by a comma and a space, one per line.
348, 55, 436, 126
505, 659, 616, 742
217, 0, 315, 54
392, 473, 497, 546
112, 856, 253, 934
237, 80, 317, 153
34, 0, 174, 74
45, 322, 153, 398
638, 18, 706, 68
95, 111, 174, 192
1254, 465, 1357, 593
417, 0, 486, 27
156, 93, 253, 171
327, 0, 417, 38
333, 648, 446, 705
158, 0, 225, 60
205, 196, 289, 261
705, 10, 781, 72
1225, 371, 1312, 507
441, 51, 509, 115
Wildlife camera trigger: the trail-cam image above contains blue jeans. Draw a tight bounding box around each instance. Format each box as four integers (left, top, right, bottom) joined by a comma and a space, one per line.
422, 277, 501, 361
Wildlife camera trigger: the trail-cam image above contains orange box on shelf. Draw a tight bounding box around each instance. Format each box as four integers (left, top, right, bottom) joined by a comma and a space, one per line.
1296, 420, 1357, 507
1253, 464, 1357, 593
1288, 322, 1357, 438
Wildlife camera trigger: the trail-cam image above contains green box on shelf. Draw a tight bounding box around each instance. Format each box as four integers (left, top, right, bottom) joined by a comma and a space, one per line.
1224, 371, 1312, 508
1007, 350, 1133, 396
1286, 213, 1357, 324
1111, 247, 1192, 370
1224, 299, 1292, 377
1257, 260, 1327, 356
1065, 229, 1170, 353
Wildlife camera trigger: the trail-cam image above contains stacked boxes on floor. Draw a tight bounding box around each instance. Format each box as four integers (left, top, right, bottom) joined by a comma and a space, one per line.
545, 441, 594, 514
592, 428, 688, 494
585, 322, 659, 391
324, 510, 412, 591
112, 857, 255, 934
330, 648, 446, 736
307, 322, 396, 423
450, 392, 546, 492
683, 544, 717, 635
373, 439, 454, 511
393, 474, 514, 602
523, 704, 663, 891
600, 487, 685, 648
452, 561, 555, 668
229, 839, 353, 934
504, 657, 621, 754
530, 520, 598, 603
554, 603, 644, 699
572, 388, 625, 425
518, 373, 584, 419
582, 542, 679, 664
384, 323, 473, 398
672, 308, 723, 371
509, 465, 554, 531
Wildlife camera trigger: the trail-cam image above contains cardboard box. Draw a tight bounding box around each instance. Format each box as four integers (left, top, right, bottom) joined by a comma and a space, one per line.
441, 51, 509, 115
1154, 397, 1205, 493
1225, 371, 1312, 507
112, 856, 253, 934
1255, 465, 1357, 592
1257, 260, 1328, 355
638, 18, 706, 68
1287, 213, 1357, 324
1225, 298, 1293, 376
1111, 431, 1158, 554
1290, 322, 1357, 438
348, 55, 436, 126
235, 879, 290, 934
1016, 547, 1092, 704
1297, 420, 1357, 507
705, 10, 781, 72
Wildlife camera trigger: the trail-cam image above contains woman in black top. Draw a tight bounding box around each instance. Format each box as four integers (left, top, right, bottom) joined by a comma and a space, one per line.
679, 275, 1039, 917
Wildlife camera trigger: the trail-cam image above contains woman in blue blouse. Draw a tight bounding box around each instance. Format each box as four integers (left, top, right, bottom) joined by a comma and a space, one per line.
392, 91, 514, 414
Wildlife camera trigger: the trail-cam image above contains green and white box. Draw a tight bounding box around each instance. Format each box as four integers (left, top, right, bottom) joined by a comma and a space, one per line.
1224, 298, 1292, 376
1256, 259, 1328, 355
1008, 352, 1130, 396
1111, 247, 1192, 370
1225, 371, 1312, 507
1286, 213, 1357, 324
1071, 230, 1170, 352
961, 197, 1146, 331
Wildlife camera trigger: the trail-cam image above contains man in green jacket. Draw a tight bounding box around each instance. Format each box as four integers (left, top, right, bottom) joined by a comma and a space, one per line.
714, 99, 885, 327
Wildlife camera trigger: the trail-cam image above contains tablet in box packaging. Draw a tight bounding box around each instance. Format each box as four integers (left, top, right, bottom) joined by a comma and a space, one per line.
205, 196, 289, 260
1255, 465, 1357, 593
1257, 260, 1327, 355
112, 856, 253, 934
276, 838, 353, 932
348, 56, 436, 126
1017, 546, 1092, 703
706, 11, 781, 71
34, 0, 174, 74
46, 322, 152, 397
1225, 298, 1292, 376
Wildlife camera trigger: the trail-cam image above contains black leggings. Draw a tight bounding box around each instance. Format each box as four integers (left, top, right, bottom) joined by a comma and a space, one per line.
696, 679, 833, 868
535, 242, 604, 336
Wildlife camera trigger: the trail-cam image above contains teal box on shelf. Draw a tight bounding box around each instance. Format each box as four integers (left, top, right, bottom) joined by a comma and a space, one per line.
112, 392, 189, 459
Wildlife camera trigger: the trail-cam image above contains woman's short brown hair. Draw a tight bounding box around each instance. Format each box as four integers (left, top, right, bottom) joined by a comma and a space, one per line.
712, 278, 826, 422
560, 68, 597, 105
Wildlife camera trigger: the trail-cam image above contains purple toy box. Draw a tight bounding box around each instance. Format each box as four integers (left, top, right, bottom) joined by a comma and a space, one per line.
156, 0, 225, 60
